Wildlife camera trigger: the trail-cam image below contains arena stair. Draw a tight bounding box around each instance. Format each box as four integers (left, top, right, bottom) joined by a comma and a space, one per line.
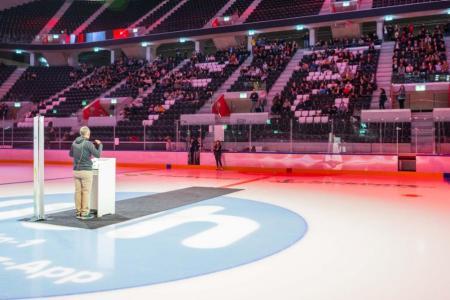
198, 55, 253, 114
204, 0, 239, 28
371, 41, 394, 109
236, 0, 264, 24
0, 68, 26, 101
33, 0, 74, 43
411, 111, 435, 154
128, 0, 171, 30
266, 49, 304, 112
72, 0, 113, 36
145, 0, 189, 34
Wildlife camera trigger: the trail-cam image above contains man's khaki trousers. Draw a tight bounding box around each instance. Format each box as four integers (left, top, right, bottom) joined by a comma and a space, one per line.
73, 170, 93, 216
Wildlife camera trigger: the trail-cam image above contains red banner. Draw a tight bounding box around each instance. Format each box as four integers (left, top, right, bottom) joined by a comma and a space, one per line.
212, 94, 230, 117
113, 28, 129, 39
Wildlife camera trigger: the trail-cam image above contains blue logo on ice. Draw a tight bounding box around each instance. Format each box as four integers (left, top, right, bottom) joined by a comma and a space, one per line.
0, 193, 307, 299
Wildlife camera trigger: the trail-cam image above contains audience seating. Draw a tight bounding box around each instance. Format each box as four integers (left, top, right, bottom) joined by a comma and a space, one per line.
84, 0, 164, 34
136, 0, 179, 28
372, 0, 442, 8
96, 48, 250, 143
222, 0, 254, 17
390, 25, 448, 83
51, 1, 104, 34
1, 66, 84, 104
245, 0, 324, 23
43, 59, 142, 117
0, 0, 64, 43
0, 64, 16, 86
229, 39, 297, 92
150, 0, 229, 34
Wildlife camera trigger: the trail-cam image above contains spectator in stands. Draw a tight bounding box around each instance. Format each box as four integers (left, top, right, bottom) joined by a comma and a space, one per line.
391, 24, 448, 83
0, 103, 8, 119
379, 88, 387, 109
303, 31, 310, 48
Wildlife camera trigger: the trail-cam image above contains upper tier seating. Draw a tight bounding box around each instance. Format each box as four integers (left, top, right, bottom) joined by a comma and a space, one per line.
0, 64, 16, 86
372, 0, 442, 8
390, 25, 448, 83
150, 0, 229, 34
84, 0, 163, 33
222, 0, 254, 17
1, 66, 87, 104
42, 59, 143, 117
136, 0, 179, 28
245, 0, 324, 23
0, 0, 64, 43
51, 0, 104, 34
229, 39, 298, 92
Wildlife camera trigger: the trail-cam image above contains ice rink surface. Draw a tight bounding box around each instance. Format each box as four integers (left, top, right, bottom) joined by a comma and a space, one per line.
0, 163, 449, 300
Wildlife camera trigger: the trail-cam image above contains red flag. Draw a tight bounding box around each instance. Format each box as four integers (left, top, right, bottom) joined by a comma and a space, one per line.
212, 94, 230, 117
83, 99, 108, 120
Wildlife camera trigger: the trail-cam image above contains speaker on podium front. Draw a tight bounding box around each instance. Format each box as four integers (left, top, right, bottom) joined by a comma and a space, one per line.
90, 158, 116, 217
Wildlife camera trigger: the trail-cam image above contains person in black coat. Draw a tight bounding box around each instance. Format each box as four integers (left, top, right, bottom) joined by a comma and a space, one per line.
379, 88, 387, 109
188, 137, 200, 165
213, 140, 223, 170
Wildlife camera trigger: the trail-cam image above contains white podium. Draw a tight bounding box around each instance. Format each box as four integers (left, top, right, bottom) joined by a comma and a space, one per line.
90, 158, 116, 217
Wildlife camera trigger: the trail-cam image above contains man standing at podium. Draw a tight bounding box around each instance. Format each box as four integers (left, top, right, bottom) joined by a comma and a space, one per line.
69, 126, 102, 220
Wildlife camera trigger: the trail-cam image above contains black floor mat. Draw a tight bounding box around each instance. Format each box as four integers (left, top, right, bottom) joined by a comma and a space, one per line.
30, 187, 241, 230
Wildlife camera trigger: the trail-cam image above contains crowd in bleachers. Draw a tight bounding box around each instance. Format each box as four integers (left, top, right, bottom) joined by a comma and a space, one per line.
389, 24, 448, 83
230, 39, 298, 92
38, 57, 143, 117
272, 42, 379, 117
115, 46, 249, 142
313, 33, 381, 49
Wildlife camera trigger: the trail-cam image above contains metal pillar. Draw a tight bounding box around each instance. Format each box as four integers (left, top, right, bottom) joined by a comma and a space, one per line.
249, 124, 252, 150
289, 119, 293, 153
175, 120, 179, 151
376, 20, 384, 40
309, 28, 316, 47
143, 125, 146, 151
31, 116, 45, 221
396, 127, 400, 155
